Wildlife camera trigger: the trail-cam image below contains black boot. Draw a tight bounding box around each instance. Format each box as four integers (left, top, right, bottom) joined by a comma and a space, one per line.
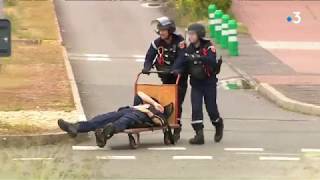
189, 129, 204, 145
213, 118, 224, 143
173, 127, 181, 142
57, 119, 78, 137
94, 123, 116, 148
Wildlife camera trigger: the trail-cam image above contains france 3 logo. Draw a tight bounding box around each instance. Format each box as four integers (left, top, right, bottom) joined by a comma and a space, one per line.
287, 12, 302, 24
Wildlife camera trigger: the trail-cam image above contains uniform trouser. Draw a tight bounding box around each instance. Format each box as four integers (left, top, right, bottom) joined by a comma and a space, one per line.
160, 74, 188, 125
77, 108, 150, 133
191, 83, 220, 131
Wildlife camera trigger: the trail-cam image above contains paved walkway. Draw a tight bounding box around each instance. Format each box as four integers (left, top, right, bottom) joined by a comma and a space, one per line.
226, 0, 320, 106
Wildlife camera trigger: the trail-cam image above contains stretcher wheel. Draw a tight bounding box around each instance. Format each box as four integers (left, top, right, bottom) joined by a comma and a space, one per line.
128, 133, 140, 149
163, 131, 171, 145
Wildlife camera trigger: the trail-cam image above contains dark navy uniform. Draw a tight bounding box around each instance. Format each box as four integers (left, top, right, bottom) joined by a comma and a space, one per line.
172, 35, 223, 144
143, 33, 188, 123
174, 38, 220, 127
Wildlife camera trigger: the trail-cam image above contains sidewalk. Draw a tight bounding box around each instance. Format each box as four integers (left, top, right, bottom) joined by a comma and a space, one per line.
221, 0, 320, 116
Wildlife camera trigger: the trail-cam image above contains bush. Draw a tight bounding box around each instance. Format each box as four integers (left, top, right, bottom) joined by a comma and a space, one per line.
173, 0, 232, 25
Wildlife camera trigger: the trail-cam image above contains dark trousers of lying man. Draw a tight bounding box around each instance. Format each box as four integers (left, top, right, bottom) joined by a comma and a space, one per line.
57, 91, 173, 147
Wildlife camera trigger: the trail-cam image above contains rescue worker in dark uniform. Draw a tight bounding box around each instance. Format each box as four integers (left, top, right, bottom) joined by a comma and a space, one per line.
142, 16, 188, 141
171, 23, 224, 145
57, 91, 173, 147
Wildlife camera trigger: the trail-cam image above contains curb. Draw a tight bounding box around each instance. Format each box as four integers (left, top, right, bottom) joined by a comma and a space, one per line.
0, 1, 88, 146
53, 0, 86, 122
224, 60, 320, 117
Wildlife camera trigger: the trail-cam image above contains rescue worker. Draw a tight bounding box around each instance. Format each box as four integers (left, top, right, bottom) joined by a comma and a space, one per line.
57, 91, 173, 147
171, 23, 224, 145
142, 16, 188, 141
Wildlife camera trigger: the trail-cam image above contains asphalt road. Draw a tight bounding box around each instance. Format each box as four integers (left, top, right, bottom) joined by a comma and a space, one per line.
1, 1, 320, 179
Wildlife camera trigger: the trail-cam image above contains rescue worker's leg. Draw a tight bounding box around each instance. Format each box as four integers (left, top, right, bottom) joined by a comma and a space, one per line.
204, 84, 224, 142
189, 86, 205, 145
58, 110, 127, 137
174, 74, 188, 141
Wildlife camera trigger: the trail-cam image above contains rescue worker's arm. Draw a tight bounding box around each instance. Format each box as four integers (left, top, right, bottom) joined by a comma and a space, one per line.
137, 91, 164, 113
143, 43, 157, 73
170, 49, 187, 74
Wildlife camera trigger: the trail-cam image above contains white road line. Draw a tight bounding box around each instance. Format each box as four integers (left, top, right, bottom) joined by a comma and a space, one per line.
259, 156, 300, 161
96, 156, 136, 160
301, 148, 320, 153
132, 55, 145, 58
12, 158, 54, 161
68, 53, 110, 58
236, 152, 299, 156
148, 147, 186, 151
72, 146, 110, 151
135, 58, 145, 62
224, 148, 264, 152
69, 57, 111, 61
172, 156, 213, 160
257, 41, 320, 50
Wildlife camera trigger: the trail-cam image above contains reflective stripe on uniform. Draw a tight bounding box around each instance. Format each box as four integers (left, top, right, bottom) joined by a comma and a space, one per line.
151, 41, 157, 50
215, 26, 222, 31
209, 13, 215, 18
191, 120, 203, 124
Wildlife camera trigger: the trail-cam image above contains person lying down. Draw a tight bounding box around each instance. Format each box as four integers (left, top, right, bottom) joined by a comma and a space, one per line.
57, 91, 173, 147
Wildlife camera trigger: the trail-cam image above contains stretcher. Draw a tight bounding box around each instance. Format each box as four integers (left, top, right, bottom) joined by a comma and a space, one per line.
123, 71, 181, 149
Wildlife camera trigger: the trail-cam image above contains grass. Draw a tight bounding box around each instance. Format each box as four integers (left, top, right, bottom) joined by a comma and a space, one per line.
0, 42, 75, 111
4, 0, 59, 40
0, 0, 75, 112
0, 121, 49, 135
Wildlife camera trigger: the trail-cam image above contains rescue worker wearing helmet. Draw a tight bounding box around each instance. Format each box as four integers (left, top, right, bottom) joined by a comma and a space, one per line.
142, 16, 188, 142
171, 23, 224, 145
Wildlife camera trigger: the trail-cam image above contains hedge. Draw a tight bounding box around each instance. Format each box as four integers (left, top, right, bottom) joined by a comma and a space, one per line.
173, 0, 232, 25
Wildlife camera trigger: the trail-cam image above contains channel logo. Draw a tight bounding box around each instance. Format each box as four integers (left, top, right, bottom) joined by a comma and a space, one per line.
287, 12, 302, 24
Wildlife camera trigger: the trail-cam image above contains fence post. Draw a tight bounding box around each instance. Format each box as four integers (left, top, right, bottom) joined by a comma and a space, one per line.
228, 20, 239, 56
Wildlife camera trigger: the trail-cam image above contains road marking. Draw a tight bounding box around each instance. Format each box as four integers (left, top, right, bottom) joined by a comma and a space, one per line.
236, 152, 299, 156
68, 53, 111, 61
172, 156, 213, 160
72, 146, 110, 151
257, 41, 320, 50
259, 156, 300, 161
96, 156, 136, 160
135, 58, 145, 62
68, 53, 110, 58
12, 158, 54, 161
132, 55, 145, 58
148, 147, 186, 151
224, 148, 264, 152
301, 148, 320, 153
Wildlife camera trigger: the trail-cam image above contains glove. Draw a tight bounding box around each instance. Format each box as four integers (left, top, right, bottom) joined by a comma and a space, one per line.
216, 56, 223, 74
141, 68, 150, 75
187, 54, 201, 61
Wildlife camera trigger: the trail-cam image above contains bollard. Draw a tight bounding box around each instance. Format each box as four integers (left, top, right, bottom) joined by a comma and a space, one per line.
228, 20, 239, 56
221, 14, 230, 49
208, 4, 217, 38
213, 10, 223, 44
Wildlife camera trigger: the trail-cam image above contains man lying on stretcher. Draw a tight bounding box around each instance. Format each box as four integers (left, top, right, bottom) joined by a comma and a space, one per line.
57, 91, 174, 147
